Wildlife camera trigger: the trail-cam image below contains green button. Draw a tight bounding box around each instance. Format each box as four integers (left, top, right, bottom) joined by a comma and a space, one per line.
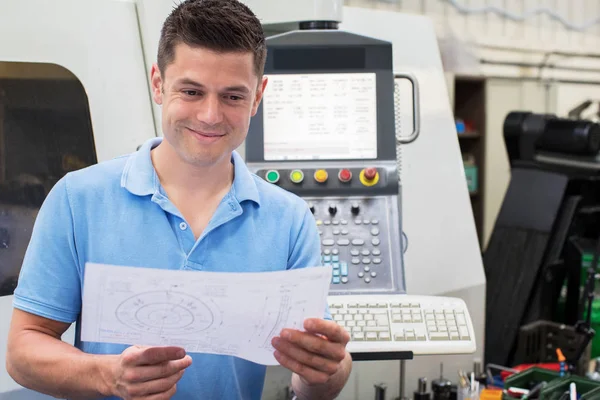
290, 169, 304, 183
266, 170, 280, 183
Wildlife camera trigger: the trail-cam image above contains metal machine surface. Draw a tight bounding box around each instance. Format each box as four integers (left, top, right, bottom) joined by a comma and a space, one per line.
0, 1, 486, 399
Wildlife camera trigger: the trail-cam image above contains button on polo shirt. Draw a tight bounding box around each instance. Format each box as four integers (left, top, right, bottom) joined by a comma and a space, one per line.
13, 137, 326, 400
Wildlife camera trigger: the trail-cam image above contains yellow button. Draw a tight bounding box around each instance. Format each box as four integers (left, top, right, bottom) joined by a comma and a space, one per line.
290, 169, 304, 183
314, 169, 328, 183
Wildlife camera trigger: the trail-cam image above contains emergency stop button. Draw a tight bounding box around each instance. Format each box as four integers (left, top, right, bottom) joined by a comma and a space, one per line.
338, 169, 352, 183
314, 169, 328, 183
359, 167, 379, 186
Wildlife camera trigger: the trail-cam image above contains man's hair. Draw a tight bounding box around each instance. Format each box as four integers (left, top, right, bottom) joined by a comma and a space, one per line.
157, 0, 266, 78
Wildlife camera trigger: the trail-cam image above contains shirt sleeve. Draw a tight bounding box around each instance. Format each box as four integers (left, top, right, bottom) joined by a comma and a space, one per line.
13, 176, 82, 323
287, 203, 331, 321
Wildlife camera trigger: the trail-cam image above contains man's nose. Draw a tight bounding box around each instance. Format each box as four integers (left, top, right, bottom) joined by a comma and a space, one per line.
197, 94, 224, 126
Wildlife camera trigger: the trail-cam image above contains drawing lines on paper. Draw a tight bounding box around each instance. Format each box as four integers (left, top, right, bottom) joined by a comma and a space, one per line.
115, 290, 214, 335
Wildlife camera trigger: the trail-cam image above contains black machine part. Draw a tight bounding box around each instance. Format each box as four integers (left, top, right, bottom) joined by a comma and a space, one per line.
374, 383, 387, 400
432, 364, 453, 400
503, 111, 600, 163
414, 377, 431, 400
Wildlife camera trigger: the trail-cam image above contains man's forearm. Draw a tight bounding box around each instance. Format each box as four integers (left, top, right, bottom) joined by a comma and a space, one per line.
7, 330, 115, 399
291, 352, 352, 400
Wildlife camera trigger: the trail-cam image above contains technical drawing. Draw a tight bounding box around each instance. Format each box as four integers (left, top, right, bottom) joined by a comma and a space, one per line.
115, 290, 214, 335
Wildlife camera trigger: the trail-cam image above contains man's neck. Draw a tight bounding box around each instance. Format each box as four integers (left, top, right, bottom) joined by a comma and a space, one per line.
150, 142, 234, 200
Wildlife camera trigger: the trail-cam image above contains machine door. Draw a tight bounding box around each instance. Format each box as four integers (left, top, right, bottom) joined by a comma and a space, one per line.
0, 1, 156, 397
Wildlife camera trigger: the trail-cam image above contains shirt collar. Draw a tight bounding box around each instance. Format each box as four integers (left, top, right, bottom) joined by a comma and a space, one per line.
121, 137, 261, 206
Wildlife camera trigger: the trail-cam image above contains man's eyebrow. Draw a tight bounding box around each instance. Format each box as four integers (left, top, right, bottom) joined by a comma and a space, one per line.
175, 78, 250, 94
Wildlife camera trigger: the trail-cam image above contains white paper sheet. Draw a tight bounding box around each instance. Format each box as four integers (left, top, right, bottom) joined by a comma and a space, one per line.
81, 263, 332, 365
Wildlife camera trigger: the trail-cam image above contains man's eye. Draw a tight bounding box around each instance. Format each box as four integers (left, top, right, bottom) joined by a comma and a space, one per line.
227, 95, 243, 101
183, 90, 198, 96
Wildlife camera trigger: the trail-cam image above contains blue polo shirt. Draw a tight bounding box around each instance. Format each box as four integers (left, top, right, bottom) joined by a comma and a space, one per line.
13, 137, 324, 400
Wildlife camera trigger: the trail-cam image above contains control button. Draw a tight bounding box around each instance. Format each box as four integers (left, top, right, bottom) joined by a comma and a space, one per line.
361, 249, 370, 256
322, 239, 335, 246
362, 219, 370, 225
308, 202, 315, 214
341, 277, 349, 284
341, 219, 348, 225
265, 170, 280, 184
332, 276, 340, 284
364, 266, 370, 272
314, 169, 328, 183
364, 167, 377, 180
341, 263, 348, 276
373, 258, 382, 264
328, 203, 337, 216
333, 229, 340, 235
354, 219, 362, 225
324, 220, 331, 225
352, 258, 360, 265
362, 258, 371, 265
351, 202, 360, 215
337, 239, 350, 246
338, 169, 352, 183
352, 239, 365, 246
358, 271, 365, 278
332, 220, 339, 225
371, 219, 379, 225
290, 169, 304, 184
365, 277, 371, 283
359, 167, 379, 187
371, 228, 380, 236
179, 222, 188, 231
372, 249, 381, 256
371, 271, 377, 278
372, 238, 381, 246
341, 229, 349, 235
350, 249, 360, 256
332, 249, 339, 255
323, 249, 331, 255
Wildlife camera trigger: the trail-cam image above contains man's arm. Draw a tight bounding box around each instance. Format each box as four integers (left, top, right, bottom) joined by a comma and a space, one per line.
273, 318, 352, 400
7, 309, 192, 400
6, 309, 114, 399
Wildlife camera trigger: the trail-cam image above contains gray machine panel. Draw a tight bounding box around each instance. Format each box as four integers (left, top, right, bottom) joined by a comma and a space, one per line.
245, 28, 406, 296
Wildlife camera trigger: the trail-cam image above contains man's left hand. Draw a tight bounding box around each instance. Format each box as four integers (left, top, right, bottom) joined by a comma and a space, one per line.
271, 318, 350, 385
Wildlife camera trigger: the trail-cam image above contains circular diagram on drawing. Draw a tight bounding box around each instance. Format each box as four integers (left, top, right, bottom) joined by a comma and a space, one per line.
116, 291, 214, 334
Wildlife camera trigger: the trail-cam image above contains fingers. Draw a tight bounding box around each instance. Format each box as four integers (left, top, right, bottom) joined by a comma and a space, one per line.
303, 318, 350, 345
125, 370, 183, 398
278, 329, 347, 363
274, 348, 332, 385
125, 346, 187, 366
272, 337, 339, 375
124, 356, 192, 383
142, 385, 177, 400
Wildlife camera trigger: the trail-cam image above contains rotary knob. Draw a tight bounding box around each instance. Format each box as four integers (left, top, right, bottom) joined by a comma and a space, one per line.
328, 203, 338, 216
351, 202, 360, 215
308, 202, 315, 214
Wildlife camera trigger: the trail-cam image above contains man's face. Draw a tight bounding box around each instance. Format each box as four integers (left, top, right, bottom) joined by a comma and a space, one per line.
151, 43, 267, 167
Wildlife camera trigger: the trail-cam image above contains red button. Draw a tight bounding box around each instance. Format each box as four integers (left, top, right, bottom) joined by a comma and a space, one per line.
364, 167, 378, 180
338, 169, 352, 182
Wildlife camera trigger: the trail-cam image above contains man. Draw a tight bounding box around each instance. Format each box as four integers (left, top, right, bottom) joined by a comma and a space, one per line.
5, 0, 352, 398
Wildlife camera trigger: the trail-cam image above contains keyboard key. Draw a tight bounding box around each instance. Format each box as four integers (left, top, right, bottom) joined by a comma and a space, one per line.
353, 332, 365, 341
366, 332, 378, 341
430, 332, 449, 340
394, 333, 405, 341
379, 332, 391, 341
459, 327, 470, 340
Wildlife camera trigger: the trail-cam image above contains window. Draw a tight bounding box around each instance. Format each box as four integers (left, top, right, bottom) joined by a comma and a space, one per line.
0, 62, 96, 296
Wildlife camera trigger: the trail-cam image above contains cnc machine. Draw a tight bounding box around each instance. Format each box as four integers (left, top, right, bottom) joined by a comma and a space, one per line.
0, 1, 486, 399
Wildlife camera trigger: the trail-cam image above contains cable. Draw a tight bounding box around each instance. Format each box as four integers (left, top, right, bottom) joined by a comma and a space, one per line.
442, 0, 600, 32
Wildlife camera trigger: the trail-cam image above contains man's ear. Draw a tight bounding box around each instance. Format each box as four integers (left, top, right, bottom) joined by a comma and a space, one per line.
251, 76, 269, 116
150, 63, 163, 105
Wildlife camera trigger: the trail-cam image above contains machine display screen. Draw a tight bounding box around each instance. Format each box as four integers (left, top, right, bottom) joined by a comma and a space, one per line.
262, 73, 378, 161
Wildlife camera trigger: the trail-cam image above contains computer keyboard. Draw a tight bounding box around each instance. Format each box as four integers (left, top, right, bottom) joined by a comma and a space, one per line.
328, 294, 476, 355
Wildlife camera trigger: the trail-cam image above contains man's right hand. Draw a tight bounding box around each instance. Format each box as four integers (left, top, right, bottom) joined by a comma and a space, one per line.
107, 345, 192, 399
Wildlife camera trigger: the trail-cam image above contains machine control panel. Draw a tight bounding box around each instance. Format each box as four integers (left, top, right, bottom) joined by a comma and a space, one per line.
255, 166, 403, 294
307, 196, 402, 293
